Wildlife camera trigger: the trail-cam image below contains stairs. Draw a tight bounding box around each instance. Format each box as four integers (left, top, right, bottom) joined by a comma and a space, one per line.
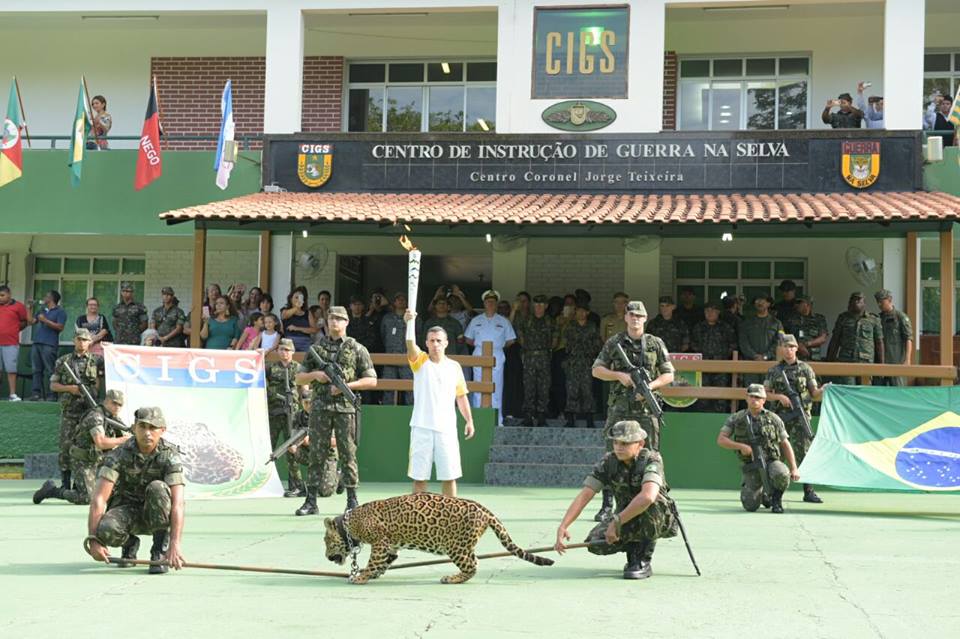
484, 426, 605, 487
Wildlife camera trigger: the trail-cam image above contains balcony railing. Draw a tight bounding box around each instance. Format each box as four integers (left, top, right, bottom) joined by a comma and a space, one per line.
21, 134, 262, 150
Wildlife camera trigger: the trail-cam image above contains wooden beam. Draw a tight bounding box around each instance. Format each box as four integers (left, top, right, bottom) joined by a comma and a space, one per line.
481, 341, 493, 408
905, 231, 919, 368
258, 231, 271, 291
939, 226, 955, 383
190, 226, 207, 349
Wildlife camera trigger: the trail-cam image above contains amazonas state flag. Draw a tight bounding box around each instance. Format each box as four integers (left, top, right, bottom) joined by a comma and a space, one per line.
0, 79, 24, 189
800, 385, 960, 491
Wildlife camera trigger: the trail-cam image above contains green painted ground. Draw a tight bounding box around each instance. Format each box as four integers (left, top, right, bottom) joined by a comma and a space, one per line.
1, 481, 958, 638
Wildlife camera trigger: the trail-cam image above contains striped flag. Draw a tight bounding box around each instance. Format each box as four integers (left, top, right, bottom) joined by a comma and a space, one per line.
68, 81, 90, 187
949, 84, 960, 127
214, 79, 235, 190
134, 81, 163, 191
0, 79, 24, 189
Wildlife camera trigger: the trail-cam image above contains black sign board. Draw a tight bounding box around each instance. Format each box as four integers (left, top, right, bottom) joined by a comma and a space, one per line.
262, 131, 921, 195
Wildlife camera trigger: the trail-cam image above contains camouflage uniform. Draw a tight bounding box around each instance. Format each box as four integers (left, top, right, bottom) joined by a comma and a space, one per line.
563, 321, 602, 415
764, 360, 818, 466
720, 408, 791, 511
582, 448, 678, 557
691, 320, 737, 412
738, 315, 784, 385
720, 310, 743, 340
600, 313, 626, 342
289, 410, 340, 497
594, 332, 674, 451
62, 405, 128, 505
645, 315, 689, 353
112, 300, 148, 345
51, 352, 102, 472
266, 359, 305, 485
783, 312, 829, 361
380, 312, 416, 405
151, 304, 186, 347
94, 437, 185, 547
877, 309, 913, 387
521, 314, 554, 418
302, 336, 376, 490
830, 311, 883, 384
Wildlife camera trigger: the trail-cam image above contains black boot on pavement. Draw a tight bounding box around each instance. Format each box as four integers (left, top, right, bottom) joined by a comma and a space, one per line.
149, 531, 169, 574
295, 488, 319, 516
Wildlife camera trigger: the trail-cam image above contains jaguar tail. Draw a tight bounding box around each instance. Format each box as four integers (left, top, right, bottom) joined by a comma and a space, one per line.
488, 516, 554, 566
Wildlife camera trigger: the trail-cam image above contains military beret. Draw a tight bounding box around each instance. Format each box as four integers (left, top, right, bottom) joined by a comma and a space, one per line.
746, 384, 766, 398
658, 295, 675, 305
74, 328, 93, 341
607, 420, 647, 443
104, 389, 124, 405
161, 286, 174, 295
778, 279, 797, 292
482, 289, 500, 301
134, 406, 166, 429
533, 294, 548, 304
625, 301, 647, 316
120, 281, 134, 292
779, 334, 798, 347
328, 305, 349, 321
874, 289, 892, 302
278, 338, 295, 351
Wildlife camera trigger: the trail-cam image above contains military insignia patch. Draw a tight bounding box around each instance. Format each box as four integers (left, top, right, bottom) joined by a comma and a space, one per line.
841, 140, 880, 189
541, 100, 616, 132
297, 143, 333, 188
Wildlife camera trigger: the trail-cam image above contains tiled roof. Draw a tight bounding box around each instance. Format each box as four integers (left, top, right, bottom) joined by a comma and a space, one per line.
161, 191, 960, 226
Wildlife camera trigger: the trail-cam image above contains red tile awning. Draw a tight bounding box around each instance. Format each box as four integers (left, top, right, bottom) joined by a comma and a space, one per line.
161, 191, 960, 226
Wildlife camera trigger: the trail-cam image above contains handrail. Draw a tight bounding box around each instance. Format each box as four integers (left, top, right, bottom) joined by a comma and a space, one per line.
24, 134, 263, 150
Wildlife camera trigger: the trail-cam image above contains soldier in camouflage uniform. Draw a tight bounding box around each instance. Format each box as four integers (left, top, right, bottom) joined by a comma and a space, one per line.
295, 305, 377, 515
717, 384, 800, 514
150, 286, 186, 347
266, 338, 307, 497
739, 295, 784, 386
33, 389, 130, 506
555, 420, 678, 579
646, 296, 689, 353
690, 302, 737, 412
49, 328, 103, 492
827, 292, 884, 385
782, 295, 829, 361
720, 295, 743, 341
563, 303, 602, 427
84, 407, 186, 574
521, 295, 555, 426
874, 289, 914, 387
592, 301, 674, 521
764, 334, 825, 504
112, 282, 148, 345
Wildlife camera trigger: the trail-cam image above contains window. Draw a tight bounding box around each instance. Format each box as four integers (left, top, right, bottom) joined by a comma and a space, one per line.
674, 258, 806, 317
923, 51, 960, 112
346, 61, 497, 133
919, 259, 960, 335
31, 256, 146, 343
678, 56, 810, 130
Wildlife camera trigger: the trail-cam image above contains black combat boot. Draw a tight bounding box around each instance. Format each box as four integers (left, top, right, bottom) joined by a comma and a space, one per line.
149, 531, 169, 574
295, 488, 319, 516
118, 535, 140, 568
335, 472, 345, 495
564, 412, 576, 428
283, 478, 303, 498
32, 479, 61, 504
622, 542, 652, 580
535, 413, 547, 427
803, 484, 823, 504
60, 470, 72, 491
345, 487, 359, 511
771, 489, 785, 514
593, 489, 614, 522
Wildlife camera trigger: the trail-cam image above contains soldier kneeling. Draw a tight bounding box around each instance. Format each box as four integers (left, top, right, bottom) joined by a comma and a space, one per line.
84, 407, 185, 574
555, 420, 678, 579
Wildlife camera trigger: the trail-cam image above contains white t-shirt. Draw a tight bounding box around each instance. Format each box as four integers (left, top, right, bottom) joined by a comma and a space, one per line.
408, 352, 467, 433
260, 330, 280, 351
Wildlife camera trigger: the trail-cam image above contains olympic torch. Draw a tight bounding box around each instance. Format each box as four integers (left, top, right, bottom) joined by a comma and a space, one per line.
400, 234, 421, 312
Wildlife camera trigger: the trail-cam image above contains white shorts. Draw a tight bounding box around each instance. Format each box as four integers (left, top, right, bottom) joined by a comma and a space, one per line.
408, 427, 462, 481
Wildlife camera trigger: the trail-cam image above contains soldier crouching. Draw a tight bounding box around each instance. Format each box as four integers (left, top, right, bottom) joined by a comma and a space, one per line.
555, 420, 678, 579
84, 407, 186, 574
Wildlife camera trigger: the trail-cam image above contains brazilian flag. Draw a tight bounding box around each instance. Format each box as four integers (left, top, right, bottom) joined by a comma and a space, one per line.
800, 385, 960, 492
68, 81, 89, 187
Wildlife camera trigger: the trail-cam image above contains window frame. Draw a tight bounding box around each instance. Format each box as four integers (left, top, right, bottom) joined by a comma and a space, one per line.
919, 258, 960, 336
922, 50, 960, 113
673, 257, 807, 317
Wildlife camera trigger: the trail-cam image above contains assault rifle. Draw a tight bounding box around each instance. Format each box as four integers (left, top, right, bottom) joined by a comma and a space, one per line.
668, 500, 701, 576
266, 365, 307, 465
613, 342, 663, 422
308, 345, 362, 442
61, 363, 130, 433
743, 414, 772, 499
778, 369, 815, 440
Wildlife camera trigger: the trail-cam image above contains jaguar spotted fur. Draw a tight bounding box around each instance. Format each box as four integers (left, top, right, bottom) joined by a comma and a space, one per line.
323, 493, 554, 584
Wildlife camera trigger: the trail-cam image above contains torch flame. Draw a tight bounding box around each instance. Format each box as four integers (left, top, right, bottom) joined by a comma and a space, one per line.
399, 234, 418, 252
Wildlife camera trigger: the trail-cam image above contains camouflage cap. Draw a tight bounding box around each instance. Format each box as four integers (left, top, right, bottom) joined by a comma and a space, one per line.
74, 328, 93, 341
658, 295, 675, 305
779, 333, 798, 347
328, 305, 349, 321
134, 406, 166, 428
607, 420, 647, 443
625, 301, 647, 316
104, 389, 124, 405
278, 338, 295, 351
746, 383, 767, 398
849, 291, 865, 301
161, 286, 174, 295
533, 294, 548, 304
874, 289, 892, 302
120, 281, 134, 292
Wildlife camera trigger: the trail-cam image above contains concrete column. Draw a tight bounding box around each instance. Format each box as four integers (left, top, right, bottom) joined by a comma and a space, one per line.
623, 237, 661, 308
270, 232, 294, 307
883, 0, 925, 130
264, 7, 304, 134
882, 237, 906, 308
494, 0, 517, 133
628, 0, 667, 132
492, 240, 527, 301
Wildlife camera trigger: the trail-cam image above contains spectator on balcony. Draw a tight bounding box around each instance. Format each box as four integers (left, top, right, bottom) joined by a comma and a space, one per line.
691, 302, 737, 413
674, 287, 703, 333
826, 292, 884, 385
855, 82, 884, 129
381, 293, 418, 405
140, 328, 160, 347
150, 287, 186, 348
75, 297, 111, 356
465, 290, 516, 425
874, 289, 913, 387
243, 287, 263, 315
311, 289, 332, 341
772, 280, 799, 322
924, 93, 957, 146
200, 296, 241, 350
280, 286, 318, 352
258, 293, 274, 316
367, 289, 390, 328
446, 286, 474, 329
821, 93, 864, 129
720, 295, 743, 341
236, 312, 264, 351
782, 295, 829, 361
226, 284, 247, 321
111, 282, 147, 346
253, 313, 282, 354
0, 285, 29, 401
739, 295, 784, 385
646, 296, 689, 353
86, 95, 112, 150
28, 290, 65, 402
202, 283, 223, 319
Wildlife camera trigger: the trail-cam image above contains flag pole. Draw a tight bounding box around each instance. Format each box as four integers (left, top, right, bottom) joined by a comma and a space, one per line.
152, 75, 165, 144
13, 76, 31, 149
81, 75, 102, 148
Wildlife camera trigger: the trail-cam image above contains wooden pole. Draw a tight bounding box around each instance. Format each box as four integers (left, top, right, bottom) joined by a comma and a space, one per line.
13, 76, 30, 148
905, 232, 919, 376
481, 340, 493, 408
939, 225, 955, 384
107, 557, 348, 578
258, 231, 271, 291
389, 542, 593, 571
191, 225, 207, 348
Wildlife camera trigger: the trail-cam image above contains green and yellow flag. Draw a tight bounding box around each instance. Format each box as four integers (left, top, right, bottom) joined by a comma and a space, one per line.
68, 81, 89, 187
0, 79, 24, 189
800, 385, 960, 491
